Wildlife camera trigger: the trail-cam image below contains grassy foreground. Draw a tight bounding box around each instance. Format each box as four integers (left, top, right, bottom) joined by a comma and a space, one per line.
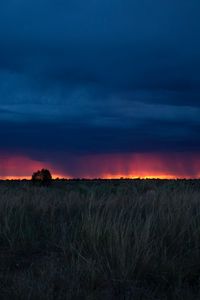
1, 179, 200, 299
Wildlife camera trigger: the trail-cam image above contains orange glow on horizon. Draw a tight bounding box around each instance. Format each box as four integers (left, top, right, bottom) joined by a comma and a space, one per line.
100, 173, 180, 180
0, 152, 200, 180
73, 152, 200, 179
0, 174, 187, 180
1, 174, 70, 180
0, 156, 68, 180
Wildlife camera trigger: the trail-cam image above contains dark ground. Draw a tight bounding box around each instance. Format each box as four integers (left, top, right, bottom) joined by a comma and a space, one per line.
1, 179, 200, 299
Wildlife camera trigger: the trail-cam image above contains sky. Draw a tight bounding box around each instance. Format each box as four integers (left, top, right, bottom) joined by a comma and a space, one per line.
0, 0, 200, 179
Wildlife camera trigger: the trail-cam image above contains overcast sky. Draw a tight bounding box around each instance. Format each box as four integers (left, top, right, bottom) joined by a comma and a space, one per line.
0, 0, 200, 178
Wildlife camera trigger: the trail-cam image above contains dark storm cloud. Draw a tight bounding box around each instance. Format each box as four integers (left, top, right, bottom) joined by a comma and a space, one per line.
0, 0, 200, 167
0, 0, 200, 93
1, 118, 200, 155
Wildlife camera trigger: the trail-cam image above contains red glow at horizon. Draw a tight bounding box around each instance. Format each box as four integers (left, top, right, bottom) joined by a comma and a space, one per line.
0, 156, 67, 180
0, 153, 200, 180
73, 153, 200, 179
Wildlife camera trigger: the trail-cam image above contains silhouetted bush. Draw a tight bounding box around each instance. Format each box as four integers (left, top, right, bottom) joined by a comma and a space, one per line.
32, 169, 52, 186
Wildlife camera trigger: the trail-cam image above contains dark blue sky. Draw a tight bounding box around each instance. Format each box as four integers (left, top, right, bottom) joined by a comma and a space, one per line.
0, 0, 200, 178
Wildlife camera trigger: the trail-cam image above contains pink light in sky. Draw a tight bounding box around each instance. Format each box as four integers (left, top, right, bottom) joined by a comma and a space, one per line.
0, 152, 200, 179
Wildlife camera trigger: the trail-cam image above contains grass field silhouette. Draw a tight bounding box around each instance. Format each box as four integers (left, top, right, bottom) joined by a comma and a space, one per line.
0, 179, 200, 299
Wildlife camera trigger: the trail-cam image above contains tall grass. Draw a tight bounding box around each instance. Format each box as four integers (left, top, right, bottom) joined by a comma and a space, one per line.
0, 179, 200, 299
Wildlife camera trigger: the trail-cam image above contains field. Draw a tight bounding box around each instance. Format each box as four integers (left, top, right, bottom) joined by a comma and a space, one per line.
1, 179, 200, 299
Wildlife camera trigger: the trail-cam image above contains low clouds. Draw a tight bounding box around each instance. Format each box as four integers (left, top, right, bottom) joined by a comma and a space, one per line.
0, 67, 200, 161
0, 70, 200, 128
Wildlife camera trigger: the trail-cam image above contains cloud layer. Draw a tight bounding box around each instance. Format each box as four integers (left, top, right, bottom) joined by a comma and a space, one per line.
0, 0, 200, 177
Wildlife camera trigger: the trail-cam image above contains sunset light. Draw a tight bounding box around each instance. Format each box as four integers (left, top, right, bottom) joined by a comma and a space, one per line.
1, 0, 200, 297
1, 153, 200, 180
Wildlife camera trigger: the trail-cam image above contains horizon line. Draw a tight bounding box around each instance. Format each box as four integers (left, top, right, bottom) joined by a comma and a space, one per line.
0, 176, 200, 181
